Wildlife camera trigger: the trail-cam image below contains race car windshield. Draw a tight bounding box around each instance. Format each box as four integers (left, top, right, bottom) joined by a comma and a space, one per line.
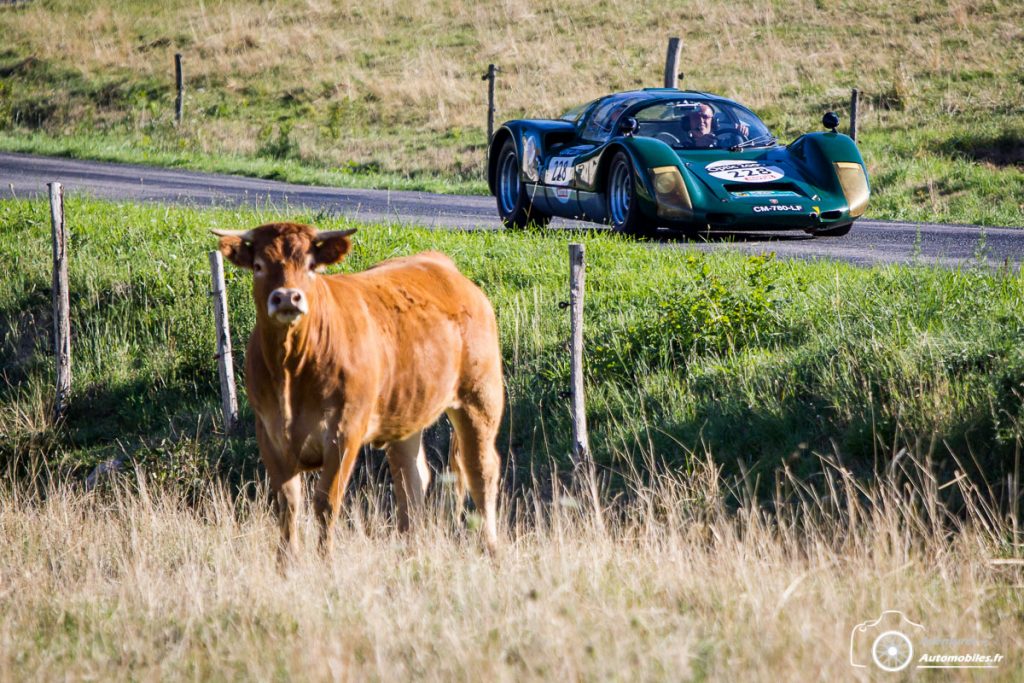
633, 100, 774, 150
579, 93, 652, 142
560, 100, 596, 124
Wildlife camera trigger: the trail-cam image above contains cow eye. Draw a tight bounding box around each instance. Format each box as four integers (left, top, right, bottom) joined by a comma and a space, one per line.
254, 262, 263, 273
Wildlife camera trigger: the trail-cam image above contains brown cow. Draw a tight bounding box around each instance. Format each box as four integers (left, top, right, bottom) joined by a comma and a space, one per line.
212, 222, 503, 558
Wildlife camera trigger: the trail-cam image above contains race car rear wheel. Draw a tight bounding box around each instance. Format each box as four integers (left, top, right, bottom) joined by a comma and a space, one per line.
607, 152, 651, 237
496, 138, 550, 229
813, 222, 852, 237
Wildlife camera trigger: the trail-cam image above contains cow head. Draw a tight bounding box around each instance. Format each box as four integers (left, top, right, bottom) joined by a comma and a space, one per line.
212, 222, 357, 326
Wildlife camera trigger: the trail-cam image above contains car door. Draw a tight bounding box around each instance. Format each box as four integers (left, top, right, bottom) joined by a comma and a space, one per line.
538, 142, 592, 218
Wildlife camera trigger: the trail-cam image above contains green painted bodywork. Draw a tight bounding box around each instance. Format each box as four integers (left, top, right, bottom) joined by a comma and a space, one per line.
488, 88, 870, 232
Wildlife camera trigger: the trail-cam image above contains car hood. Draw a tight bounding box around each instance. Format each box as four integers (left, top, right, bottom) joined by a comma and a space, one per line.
679, 147, 820, 201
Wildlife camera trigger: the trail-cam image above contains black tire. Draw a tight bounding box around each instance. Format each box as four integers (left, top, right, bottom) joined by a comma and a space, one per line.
606, 152, 652, 236
813, 222, 853, 237
495, 139, 550, 229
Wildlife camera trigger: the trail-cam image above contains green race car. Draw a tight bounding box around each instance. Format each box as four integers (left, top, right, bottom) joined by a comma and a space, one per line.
487, 88, 869, 237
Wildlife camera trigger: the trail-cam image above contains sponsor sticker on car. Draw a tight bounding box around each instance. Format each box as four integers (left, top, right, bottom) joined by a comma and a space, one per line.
731, 190, 802, 198
705, 160, 785, 183
544, 157, 574, 186
575, 158, 599, 186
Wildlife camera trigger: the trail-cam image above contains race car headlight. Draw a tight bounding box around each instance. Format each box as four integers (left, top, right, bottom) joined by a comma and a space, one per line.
649, 166, 692, 218
834, 162, 869, 218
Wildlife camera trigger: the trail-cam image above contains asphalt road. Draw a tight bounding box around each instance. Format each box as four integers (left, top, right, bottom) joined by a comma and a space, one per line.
2, 151, 1021, 267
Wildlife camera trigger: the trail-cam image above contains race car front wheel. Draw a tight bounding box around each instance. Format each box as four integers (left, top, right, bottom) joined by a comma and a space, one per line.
607, 152, 650, 236
496, 139, 550, 229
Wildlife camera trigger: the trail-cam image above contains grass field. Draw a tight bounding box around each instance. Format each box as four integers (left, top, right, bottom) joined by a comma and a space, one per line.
2, 455, 1021, 680
2, 196, 1023, 678
3, 196, 1024, 484
0, 0, 1022, 225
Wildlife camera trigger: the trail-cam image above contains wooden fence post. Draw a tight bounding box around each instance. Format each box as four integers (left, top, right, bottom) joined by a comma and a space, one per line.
566, 243, 604, 527
49, 182, 71, 423
174, 53, 184, 126
1014, 439, 1021, 556
849, 87, 859, 141
208, 251, 238, 433
664, 37, 682, 88
568, 243, 590, 467
481, 64, 498, 142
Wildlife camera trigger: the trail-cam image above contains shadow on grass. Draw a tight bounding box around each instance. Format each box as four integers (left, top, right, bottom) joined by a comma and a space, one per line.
936, 132, 1024, 168
580, 369, 1016, 512
0, 285, 55, 384
66, 363, 213, 449
12, 292, 1021, 515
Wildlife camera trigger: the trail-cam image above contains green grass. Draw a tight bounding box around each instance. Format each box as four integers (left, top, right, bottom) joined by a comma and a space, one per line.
0, 130, 484, 195
3, 196, 1023, 680
0, 1, 1022, 225
2, 197, 1023, 497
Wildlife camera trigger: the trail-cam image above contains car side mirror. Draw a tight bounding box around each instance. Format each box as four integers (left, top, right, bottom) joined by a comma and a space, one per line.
822, 111, 840, 133
620, 116, 639, 137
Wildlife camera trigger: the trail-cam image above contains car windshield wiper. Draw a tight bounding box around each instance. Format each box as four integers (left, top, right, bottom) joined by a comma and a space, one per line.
729, 134, 778, 151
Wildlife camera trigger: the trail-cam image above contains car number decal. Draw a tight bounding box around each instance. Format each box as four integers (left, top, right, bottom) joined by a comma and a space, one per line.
705, 160, 785, 183
544, 157, 575, 186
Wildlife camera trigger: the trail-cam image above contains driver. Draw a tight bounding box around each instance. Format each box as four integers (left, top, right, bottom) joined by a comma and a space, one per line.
686, 104, 717, 147
685, 103, 750, 148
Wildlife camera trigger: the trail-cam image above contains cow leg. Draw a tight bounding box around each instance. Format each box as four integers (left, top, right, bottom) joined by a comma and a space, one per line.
447, 426, 467, 520
386, 430, 431, 533
446, 406, 501, 553
313, 434, 363, 557
276, 475, 303, 563
258, 420, 302, 565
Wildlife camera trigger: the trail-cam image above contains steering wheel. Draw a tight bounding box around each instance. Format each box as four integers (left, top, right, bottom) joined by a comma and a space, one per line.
715, 130, 744, 149
655, 131, 681, 146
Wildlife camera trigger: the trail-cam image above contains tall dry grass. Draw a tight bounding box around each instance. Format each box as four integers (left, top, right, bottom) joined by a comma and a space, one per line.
12, 0, 1012, 118
3, 0, 1021, 194
2, 451, 1020, 681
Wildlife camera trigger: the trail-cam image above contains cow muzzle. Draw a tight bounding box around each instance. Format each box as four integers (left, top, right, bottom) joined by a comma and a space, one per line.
267, 288, 309, 325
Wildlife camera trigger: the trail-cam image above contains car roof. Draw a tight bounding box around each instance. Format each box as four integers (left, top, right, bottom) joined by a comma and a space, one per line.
578, 89, 738, 121
600, 88, 725, 105
574, 89, 740, 136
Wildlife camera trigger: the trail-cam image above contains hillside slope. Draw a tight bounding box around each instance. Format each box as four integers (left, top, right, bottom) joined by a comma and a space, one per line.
0, 0, 1022, 223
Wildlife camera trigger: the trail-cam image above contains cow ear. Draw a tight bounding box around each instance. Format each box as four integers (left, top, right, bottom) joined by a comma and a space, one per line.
217, 235, 254, 269
313, 229, 357, 266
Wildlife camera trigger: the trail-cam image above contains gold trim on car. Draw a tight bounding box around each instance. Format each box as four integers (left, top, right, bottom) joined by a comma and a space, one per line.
834, 162, 869, 218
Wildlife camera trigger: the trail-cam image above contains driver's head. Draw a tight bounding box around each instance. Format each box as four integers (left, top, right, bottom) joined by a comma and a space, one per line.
689, 104, 714, 135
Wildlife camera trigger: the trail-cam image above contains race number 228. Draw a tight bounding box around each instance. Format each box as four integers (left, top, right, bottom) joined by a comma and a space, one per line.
545, 158, 574, 186
705, 160, 785, 184
728, 167, 775, 179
